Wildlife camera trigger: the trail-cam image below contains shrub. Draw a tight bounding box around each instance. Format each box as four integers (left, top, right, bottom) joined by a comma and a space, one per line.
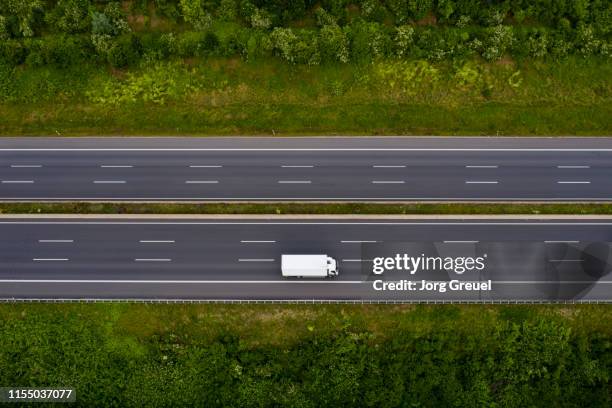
0, 15, 8, 40
39, 35, 90, 68
179, 0, 212, 30
270, 27, 320, 65
107, 34, 142, 68
481, 25, 514, 61
394, 24, 415, 57
46, 0, 91, 34
0, 39, 27, 65
0, 0, 44, 37
176, 31, 203, 57
350, 20, 392, 62
319, 24, 349, 63
91, 2, 130, 36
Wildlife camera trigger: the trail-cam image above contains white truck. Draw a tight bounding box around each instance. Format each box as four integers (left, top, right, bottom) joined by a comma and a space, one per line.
281, 255, 338, 278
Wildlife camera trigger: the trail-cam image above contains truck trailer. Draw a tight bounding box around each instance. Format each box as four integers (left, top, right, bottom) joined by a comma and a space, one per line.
281, 255, 338, 278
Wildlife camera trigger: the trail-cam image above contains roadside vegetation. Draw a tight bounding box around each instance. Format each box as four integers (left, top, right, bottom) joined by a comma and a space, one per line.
1, 0, 610, 135
1, 303, 610, 406
3, 202, 612, 215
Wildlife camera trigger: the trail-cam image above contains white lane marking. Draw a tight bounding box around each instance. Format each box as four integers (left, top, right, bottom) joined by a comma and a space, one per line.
139, 240, 175, 243
371, 181, 405, 184
341, 240, 377, 243
342, 259, 373, 262
38, 239, 74, 243
0, 279, 363, 283
443, 240, 479, 243
100, 165, 133, 168
465, 181, 498, 184
189, 165, 223, 168
281, 165, 314, 168
32, 258, 68, 261
544, 240, 580, 243
2, 222, 612, 226
549, 259, 582, 262
10, 165, 42, 168
278, 180, 311, 184
241, 240, 276, 243
557, 181, 591, 184
465, 165, 498, 168
93, 180, 126, 184
2, 180, 34, 184
185, 180, 219, 184
557, 165, 590, 169
238, 258, 275, 262
373, 165, 406, 168
134, 258, 172, 262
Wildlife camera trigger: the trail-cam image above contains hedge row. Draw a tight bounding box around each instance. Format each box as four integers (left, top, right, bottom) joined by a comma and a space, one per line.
1, 22, 610, 68
1, 0, 611, 38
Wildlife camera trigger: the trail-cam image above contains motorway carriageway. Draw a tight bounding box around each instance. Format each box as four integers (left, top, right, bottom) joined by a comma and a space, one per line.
1, 137, 612, 201
0, 217, 611, 302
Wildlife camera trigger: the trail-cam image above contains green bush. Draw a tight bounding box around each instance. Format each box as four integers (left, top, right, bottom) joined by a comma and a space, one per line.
46, 0, 91, 34
0, 39, 27, 65
107, 34, 142, 68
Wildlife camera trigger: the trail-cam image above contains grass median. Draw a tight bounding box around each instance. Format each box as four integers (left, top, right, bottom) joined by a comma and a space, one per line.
2, 202, 612, 215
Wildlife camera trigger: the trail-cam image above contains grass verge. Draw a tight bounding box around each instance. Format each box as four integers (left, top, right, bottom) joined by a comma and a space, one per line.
0, 304, 610, 406
1, 57, 610, 136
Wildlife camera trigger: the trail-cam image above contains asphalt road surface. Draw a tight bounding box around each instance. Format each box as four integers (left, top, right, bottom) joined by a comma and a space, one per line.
1, 217, 610, 302
2, 137, 612, 201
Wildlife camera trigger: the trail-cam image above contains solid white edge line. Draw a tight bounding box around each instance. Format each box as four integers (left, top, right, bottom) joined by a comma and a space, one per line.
38, 239, 74, 243
0, 279, 363, 283
3, 148, 612, 151
1, 197, 611, 200
2, 222, 612, 226
0, 280, 609, 284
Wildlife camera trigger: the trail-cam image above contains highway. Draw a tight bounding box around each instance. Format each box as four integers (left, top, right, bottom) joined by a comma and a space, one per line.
1, 137, 612, 201
1, 217, 610, 302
